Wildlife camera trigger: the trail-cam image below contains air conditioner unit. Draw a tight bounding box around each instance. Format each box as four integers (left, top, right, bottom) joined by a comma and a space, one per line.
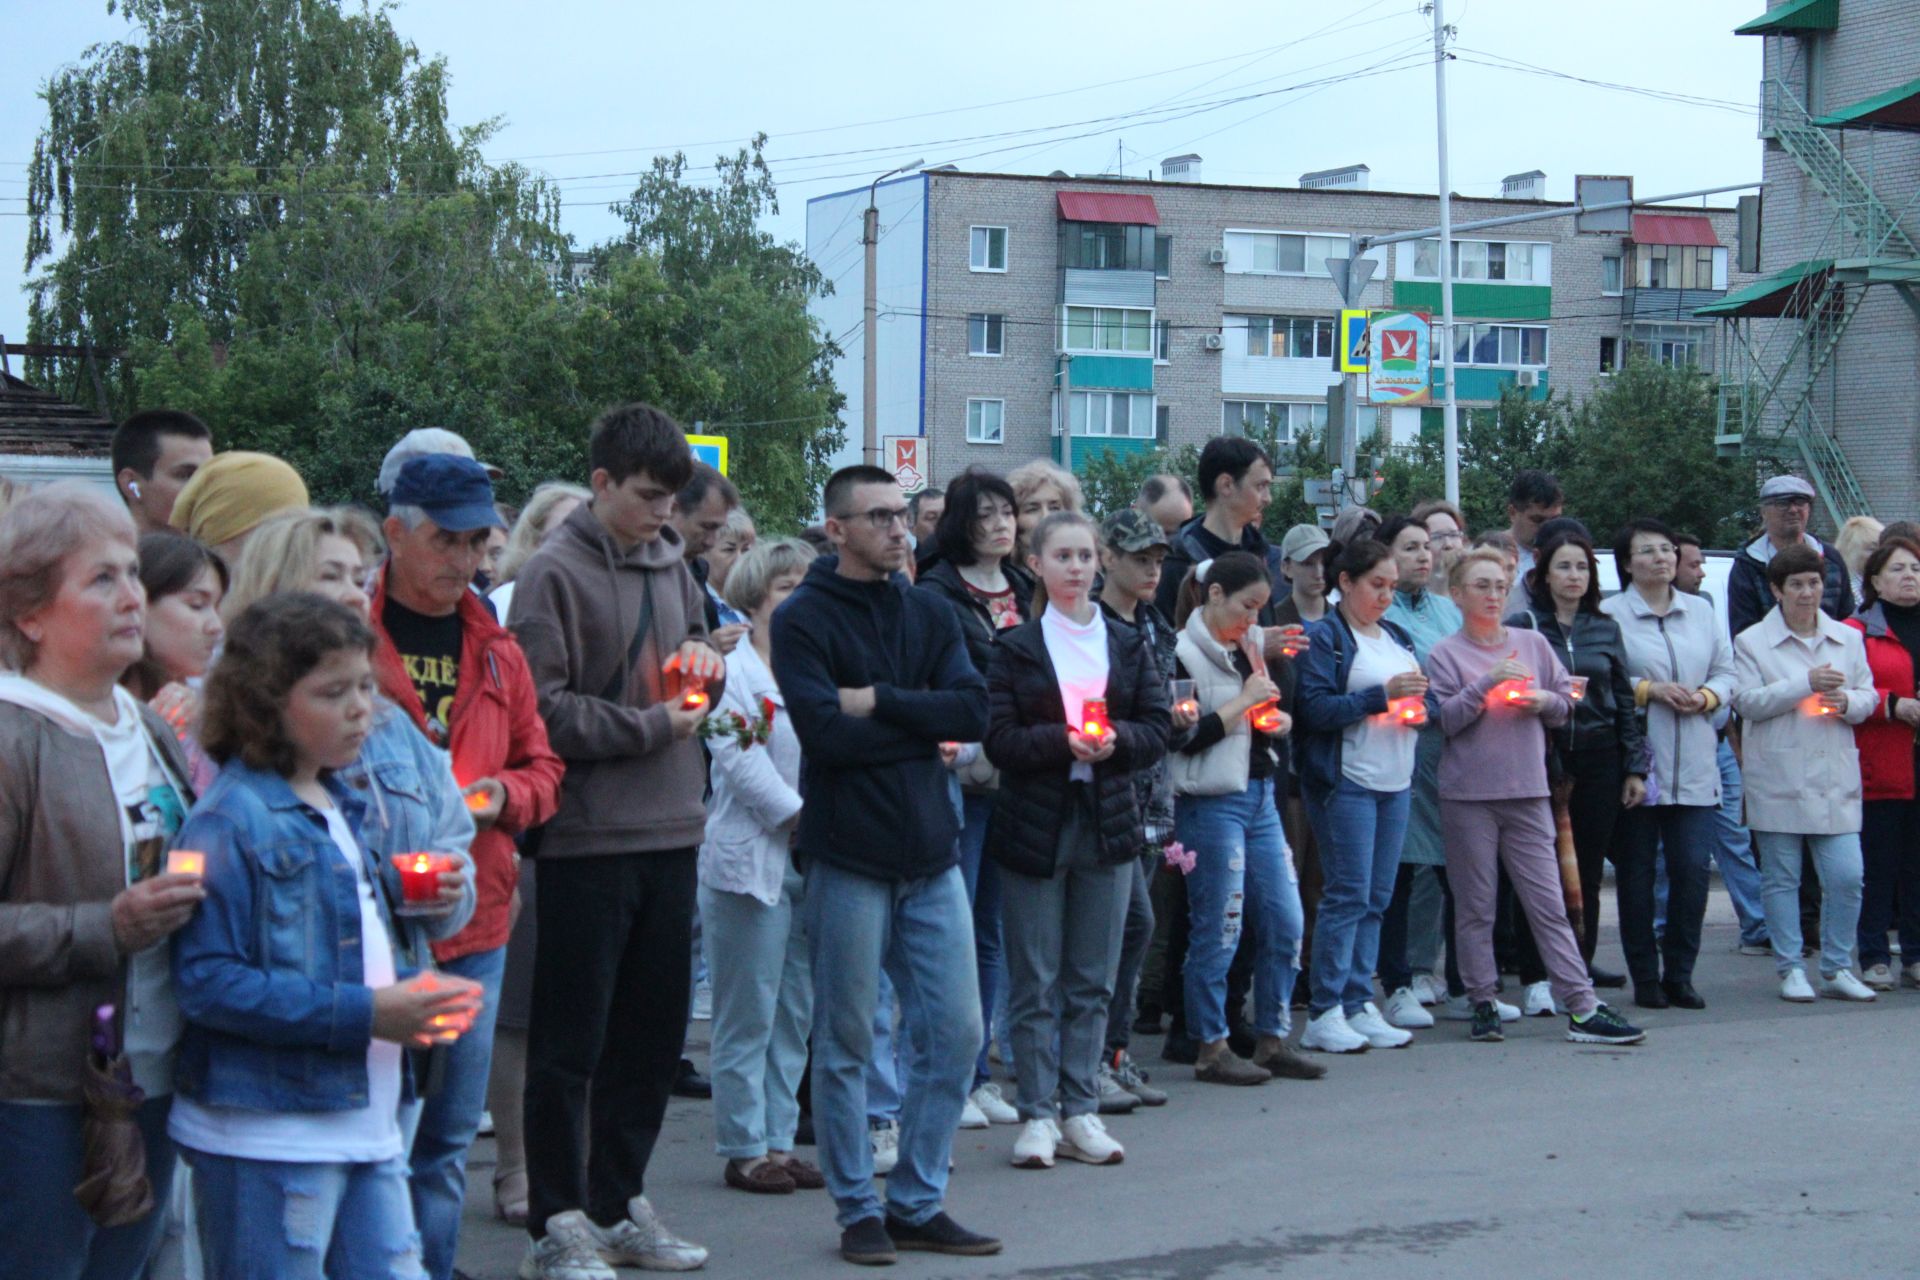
1202, 333, 1226, 351
1515, 369, 1540, 387
1207, 247, 1229, 264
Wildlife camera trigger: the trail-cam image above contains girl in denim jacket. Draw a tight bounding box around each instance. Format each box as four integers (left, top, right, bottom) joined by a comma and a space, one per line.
170, 594, 481, 1279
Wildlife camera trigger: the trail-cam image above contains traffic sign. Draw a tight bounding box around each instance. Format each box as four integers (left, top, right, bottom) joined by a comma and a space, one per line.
1338, 310, 1369, 373
884, 436, 927, 494
685, 434, 729, 476
1324, 254, 1379, 308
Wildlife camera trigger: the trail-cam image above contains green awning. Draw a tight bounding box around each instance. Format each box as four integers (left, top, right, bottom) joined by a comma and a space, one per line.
1693, 258, 1833, 318
1814, 76, 1920, 133
1735, 0, 1838, 35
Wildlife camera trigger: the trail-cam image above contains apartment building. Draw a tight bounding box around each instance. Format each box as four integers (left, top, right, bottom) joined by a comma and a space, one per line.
806, 162, 1750, 486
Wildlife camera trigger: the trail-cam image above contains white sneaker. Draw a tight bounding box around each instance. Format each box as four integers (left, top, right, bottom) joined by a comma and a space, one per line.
1861, 962, 1895, 991
1780, 968, 1816, 1002
1383, 986, 1435, 1029
1522, 981, 1559, 1017
594, 1196, 708, 1272
1410, 973, 1446, 1006
1903, 962, 1920, 989
1347, 1002, 1414, 1049
1821, 969, 1877, 1002
1299, 1007, 1370, 1053
869, 1122, 899, 1176
1442, 995, 1521, 1023
689, 981, 713, 1022
1058, 1113, 1125, 1165
969, 1082, 1020, 1125
958, 1095, 989, 1129
521, 1211, 616, 1280
1010, 1117, 1059, 1169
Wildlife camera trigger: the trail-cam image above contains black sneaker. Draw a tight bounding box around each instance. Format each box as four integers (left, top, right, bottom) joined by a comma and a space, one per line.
884, 1212, 1003, 1256
841, 1216, 897, 1266
1469, 1000, 1504, 1042
1567, 1003, 1647, 1045
671, 1058, 712, 1099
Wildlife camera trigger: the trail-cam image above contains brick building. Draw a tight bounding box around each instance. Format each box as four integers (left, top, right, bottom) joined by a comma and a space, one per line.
806, 162, 1751, 487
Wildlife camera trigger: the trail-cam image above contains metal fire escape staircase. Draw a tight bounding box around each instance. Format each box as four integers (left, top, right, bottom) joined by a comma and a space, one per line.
1707, 77, 1920, 525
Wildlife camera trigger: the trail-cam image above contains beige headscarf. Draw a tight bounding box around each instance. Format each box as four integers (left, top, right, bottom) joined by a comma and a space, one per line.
168, 452, 309, 548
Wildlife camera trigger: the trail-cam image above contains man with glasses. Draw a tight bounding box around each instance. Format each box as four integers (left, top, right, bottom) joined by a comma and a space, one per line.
771, 466, 998, 1265
1727, 474, 1853, 638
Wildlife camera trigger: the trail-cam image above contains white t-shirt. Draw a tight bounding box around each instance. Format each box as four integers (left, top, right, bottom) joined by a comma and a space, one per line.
1041, 604, 1110, 783
169, 798, 403, 1163
1340, 628, 1421, 792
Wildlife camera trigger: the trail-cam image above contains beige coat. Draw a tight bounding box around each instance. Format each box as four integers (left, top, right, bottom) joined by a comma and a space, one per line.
1170, 612, 1264, 798
1730, 608, 1876, 835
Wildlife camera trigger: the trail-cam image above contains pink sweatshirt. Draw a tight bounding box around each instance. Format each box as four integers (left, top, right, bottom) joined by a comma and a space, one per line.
1427, 626, 1572, 802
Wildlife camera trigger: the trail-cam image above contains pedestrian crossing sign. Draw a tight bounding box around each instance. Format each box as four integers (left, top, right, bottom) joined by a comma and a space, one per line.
685, 434, 729, 476
1339, 310, 1369, 374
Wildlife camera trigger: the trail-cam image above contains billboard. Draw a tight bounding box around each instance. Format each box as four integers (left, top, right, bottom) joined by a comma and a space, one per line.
1366, 309, 1432, 407
884, 436, 927, 493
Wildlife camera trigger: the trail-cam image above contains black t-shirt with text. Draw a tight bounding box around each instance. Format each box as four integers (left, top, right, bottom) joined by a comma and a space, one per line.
383, 596, 464, 748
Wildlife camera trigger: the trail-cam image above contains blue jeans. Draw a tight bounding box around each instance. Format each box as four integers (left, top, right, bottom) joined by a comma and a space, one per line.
407, 944, 504, 1280
806, 861, 980, 1229
183, 1147, 421, 1280
866, 972, 902, 1126
1754, 831, 1864, 978
1305, 779, 1411, 1017
956, 791, 1004, 1089
700, 868, 813, 1158
0, 1097, 175, 1280
1176, 779, 1302, 1043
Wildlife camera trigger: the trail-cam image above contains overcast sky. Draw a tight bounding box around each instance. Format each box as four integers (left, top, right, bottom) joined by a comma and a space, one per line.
1, 0, 1767, 360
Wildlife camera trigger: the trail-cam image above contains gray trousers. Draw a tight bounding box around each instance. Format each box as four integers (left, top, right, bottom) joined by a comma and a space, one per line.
1000, 790, 1130, 1121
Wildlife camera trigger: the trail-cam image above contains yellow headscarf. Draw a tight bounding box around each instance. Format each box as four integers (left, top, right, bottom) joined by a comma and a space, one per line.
168, 452, 309, 548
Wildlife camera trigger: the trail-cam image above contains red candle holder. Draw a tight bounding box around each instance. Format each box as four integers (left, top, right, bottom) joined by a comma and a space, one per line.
678, 675, 709, 712
166, 849, 205, 878
1277, 627, 1308, 658
1389, 696, 1427, 727
464, 790, 490, 814
1079, 698, 1113, 738
1248, 699, 1284, 732
1491, 678, 1533, 707
391, 853, 457, 916
1803, 695, 1839, 717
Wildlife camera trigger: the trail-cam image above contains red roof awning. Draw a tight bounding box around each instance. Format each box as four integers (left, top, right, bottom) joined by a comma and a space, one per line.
1631, 214, 1720, 247
1057, 191, 1159, 226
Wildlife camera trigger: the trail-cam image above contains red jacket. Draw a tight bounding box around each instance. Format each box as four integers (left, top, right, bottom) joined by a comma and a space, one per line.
1847, 605, 1916, 802
370, 570, 565, 960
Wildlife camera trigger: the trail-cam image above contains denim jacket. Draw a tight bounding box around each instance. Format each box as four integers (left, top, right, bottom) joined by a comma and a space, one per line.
172, 760, 423, 1113
1292, 609, 1429, 800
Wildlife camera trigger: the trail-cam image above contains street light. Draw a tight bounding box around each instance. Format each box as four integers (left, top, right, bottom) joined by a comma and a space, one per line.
864, 158, 926, 467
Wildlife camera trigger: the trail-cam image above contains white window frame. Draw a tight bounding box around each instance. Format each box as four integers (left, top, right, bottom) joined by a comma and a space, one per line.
1226, 313, 1336, 360
1070, 390, 1156, 439
1061, 305, 1155, 356
1403, 237, 1550, 285
969, 225, 1008, 273
1627, 322, 1709, 368
1221, 228, 1362, 278
1220, 399, 1326, 442
1450, 323, 1550, 368
1154, 319, 1171, 364
1601, 255, 1624, 297
966, 397, 1005, 445
967, 312, 1004, 357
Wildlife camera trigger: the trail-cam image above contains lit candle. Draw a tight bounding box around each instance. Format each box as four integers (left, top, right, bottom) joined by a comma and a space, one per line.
1278, 627, 1308, 657
1249, 699, 1284, 732
1080, 697, 1113, 737
1490, 678, 1534, 707
464, 790, 490, 813
1803, 694, 1838, 717
1389, 696, 1427, 726
679, 675, 709, 711
166, 849, 205, 878
1170, 678, 1198, 717
391, 853, 454, 910
1568, 676, 1590, 702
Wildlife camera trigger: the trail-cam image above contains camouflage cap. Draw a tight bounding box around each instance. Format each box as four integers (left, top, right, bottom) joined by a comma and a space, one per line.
1102, 507, 1172, 553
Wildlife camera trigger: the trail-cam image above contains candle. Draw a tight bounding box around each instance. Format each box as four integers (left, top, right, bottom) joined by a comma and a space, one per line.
1080, 697, 1112, 737
1803, 694, 1838, 717
464, 790, 490, 813
1278, 627, 1308, 657
678, 675, 709, 711
391, 853, 454, 914
1170, 679, 1198, 717
1568, 676, 1589, 702
1389, 696, 1427, 726
1491, 678, 1533, 707
166, 849, 205, 878
1249, 699, 1284, 732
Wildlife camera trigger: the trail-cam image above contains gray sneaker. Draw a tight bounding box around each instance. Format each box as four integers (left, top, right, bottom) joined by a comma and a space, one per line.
1108, 1050, 1168, 1105
521, 1211, 616, 1280
594, 1195, 708, 1271
1094, 1063, 1141, 1114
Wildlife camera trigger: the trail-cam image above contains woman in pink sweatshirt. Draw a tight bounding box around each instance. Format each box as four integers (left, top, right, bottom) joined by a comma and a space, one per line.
1426, 547, 1645, 1047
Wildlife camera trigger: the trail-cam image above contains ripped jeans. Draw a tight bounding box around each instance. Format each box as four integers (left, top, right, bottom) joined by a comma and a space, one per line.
181, 1147, 422, 1280
1176, 778, 1302, 1044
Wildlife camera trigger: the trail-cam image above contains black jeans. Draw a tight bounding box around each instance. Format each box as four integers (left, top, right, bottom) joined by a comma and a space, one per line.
1860, 797, 1920, 969
1614, 805, 1713, 986
1515, 749, 1625, 980
1105, 852, 1157, 1051
524, 849, 696, 1235
1379, 864, 1462, 997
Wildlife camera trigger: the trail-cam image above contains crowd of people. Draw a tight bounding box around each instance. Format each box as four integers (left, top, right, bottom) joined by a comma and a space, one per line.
1, 401, 1914, 1279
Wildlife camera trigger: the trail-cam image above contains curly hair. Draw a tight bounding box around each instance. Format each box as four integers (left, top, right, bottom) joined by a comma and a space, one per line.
200, 592, 374, 776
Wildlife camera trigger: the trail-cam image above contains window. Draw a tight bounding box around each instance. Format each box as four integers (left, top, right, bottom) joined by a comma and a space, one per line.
1155, 404, 1171, 441
967, 313, 1004, 357
969, 225, 1007, 272
1227, 314, 1335, 359
1063, 305, 1153, 354
1601, 255, 1623, 296
966, 398, 1005, 444
1070, 391, 1155, 438
1407, 238, 1545, 283
1450, 324, 1549, 367
1221, 400, 1327, 442
1627, 322, 1707, 368
1154, 319, 1171, 363
1155, 234, 1172, 279
1060, 222, 1157, 271
1632, 243, 1717, 290
1221, 230, 1349, 276
1599, 336, 1618, 373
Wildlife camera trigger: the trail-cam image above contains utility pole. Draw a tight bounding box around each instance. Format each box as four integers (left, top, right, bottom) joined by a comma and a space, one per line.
1057, 355, 1075, 471
1429, 0, 1461, 505
863, 160, 924, 467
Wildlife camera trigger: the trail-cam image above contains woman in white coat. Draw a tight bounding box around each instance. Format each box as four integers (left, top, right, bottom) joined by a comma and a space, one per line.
699, 538, 824, 1194
1731, 542, 1879, 1003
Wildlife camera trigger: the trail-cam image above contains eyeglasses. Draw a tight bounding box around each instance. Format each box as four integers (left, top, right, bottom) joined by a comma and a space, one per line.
1459, 577, 1508, 594
1632, 543, 1677, 559
1429, 531, 1464, 546
846, 507, 911, 531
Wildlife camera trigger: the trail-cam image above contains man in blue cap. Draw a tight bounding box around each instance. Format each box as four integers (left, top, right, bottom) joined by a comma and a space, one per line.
372, 452, 567, 1280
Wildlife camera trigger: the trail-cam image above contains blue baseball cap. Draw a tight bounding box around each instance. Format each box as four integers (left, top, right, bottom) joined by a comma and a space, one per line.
390, 454, 505, 532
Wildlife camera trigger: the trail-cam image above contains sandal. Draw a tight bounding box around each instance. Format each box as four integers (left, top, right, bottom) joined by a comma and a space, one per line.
725, 1157, 797, 1194
770, 1152, 825, 1190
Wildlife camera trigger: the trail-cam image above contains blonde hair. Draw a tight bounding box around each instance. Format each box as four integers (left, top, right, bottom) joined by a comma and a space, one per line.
1449, 545, 1513, 594
1836, 515, 1884, 577
223, 507, 362, 621
497, 481, 591, 585
723, 538, 818, 617
1006, 459, 1085, 517
0, 482, 137, 670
